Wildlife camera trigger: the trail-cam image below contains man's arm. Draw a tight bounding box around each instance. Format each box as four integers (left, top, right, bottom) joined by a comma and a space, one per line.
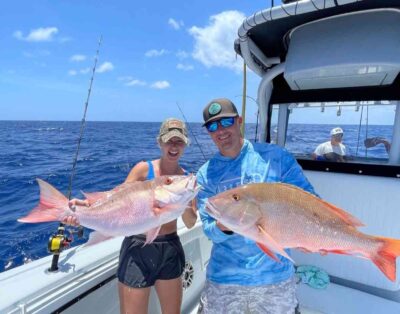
181, 199, 198, 229
197, 171, 233, 243
280, 150, 318, 196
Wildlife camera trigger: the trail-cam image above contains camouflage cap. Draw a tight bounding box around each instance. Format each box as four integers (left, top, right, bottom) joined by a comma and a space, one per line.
202, 98, 239, 126
158, 118, 189, 144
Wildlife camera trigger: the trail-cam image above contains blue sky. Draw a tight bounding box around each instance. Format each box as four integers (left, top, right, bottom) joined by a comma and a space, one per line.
0, 0, 278, 122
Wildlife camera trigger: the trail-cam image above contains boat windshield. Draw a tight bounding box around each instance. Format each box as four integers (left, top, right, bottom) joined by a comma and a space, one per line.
270, 101, 398, 166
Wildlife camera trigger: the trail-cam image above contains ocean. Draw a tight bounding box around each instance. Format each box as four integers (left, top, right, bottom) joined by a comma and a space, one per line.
0, 121, 392, 272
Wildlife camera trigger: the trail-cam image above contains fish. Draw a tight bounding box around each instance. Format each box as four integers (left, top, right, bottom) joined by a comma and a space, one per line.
206, 182, 400, 282
18, 175, 199, 245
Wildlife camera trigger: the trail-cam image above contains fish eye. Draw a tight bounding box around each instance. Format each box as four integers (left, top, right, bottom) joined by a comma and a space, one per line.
165, 177, 173, 185
232, 194, 240, 201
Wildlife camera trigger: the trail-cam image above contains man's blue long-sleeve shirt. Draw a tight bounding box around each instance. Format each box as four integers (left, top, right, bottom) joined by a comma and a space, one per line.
197, 140, 316, 286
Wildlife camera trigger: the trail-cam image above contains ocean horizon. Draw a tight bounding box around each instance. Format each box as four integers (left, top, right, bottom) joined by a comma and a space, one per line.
0, 121, 392, 272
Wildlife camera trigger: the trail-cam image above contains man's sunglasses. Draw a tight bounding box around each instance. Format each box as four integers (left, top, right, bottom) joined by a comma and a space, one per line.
205, 117, 235, 133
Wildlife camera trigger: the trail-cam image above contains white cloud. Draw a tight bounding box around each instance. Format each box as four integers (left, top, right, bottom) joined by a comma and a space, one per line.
96, 62, 114, 73
126, 79, 147, 87
118, 76, 133, 81
145, 49, 169, 57
176, 50, 189, 59
59, 37, 72, 43
189, 11, 244, 72
80, 67, 91, 74
151, 81, 170, 89
14, 27, 59, 42
168, 18, 184, 30
70, 54, 86, 62
67, 67, 91, 76
177, 63, 194, 71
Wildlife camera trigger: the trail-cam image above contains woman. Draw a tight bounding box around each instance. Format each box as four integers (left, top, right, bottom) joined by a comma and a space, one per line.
64, 118, 197, 314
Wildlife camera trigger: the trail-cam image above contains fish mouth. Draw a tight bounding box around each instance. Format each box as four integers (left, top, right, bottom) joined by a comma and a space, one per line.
205, 200, 221, 219
165, 174, 201, 205
185, 174, 195, 189
186, 174, 202, 195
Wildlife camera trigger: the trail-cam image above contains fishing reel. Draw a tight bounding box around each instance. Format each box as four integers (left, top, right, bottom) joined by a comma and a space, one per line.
48, 225, 85, 272
48, 225, 85, 254
48, 226, 72, 254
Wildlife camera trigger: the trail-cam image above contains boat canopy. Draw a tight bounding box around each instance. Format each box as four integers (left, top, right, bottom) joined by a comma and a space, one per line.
235, 0, 400, 74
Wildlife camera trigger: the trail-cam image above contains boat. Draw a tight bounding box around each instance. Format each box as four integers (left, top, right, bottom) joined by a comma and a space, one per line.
1, 0, 400, 313
235, 0, 400, 313
0, 221, 211, 314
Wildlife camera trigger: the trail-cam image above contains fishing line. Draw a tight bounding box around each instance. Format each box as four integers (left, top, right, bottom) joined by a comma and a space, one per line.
48, 36, 102, 272
176, 102, 207, 162
67, 36, 102, 199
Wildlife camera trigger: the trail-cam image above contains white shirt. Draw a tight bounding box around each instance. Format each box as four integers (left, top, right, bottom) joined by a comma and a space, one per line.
314, 141, 346, 156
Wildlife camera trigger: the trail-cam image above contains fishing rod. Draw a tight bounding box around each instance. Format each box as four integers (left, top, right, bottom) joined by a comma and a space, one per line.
235, 95, 259, 142
48, 36, 102, 272
176, 102, 207, 162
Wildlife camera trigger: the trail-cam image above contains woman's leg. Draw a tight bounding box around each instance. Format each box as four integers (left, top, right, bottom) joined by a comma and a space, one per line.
154, 277, 183, 314
118, 281, 151, 314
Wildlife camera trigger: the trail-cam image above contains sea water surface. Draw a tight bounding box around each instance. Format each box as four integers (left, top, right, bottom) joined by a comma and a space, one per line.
0, 121, 392, 272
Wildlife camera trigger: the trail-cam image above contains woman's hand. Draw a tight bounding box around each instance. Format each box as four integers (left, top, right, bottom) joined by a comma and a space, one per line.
61, 199, 90, 226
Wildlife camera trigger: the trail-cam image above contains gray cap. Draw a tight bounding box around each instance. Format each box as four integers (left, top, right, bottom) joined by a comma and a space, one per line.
158, 118, 189, 144
202, 98, 238, 126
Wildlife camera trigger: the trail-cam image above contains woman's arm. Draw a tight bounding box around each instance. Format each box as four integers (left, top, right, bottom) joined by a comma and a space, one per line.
125, 161, 149, 183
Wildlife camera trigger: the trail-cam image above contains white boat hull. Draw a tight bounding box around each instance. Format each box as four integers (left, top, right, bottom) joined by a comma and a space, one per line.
0, 222, 211, 314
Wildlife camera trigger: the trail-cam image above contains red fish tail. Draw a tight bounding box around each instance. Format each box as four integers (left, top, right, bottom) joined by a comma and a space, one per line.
371, 237, 400, 282
18, 179, 68, 223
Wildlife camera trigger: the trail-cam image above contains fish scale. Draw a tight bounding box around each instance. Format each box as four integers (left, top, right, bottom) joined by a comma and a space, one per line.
207, 182, 400, 282
18, 175, 199, 244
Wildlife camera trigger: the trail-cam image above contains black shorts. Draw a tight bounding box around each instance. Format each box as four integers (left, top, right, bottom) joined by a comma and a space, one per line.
117, 232, 185, 288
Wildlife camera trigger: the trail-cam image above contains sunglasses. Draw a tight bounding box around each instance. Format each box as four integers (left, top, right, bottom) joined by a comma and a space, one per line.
205, 117, 235, 133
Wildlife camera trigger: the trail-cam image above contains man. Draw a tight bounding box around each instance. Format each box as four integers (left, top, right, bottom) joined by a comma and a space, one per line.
196, 98, 317, 313
312, 127, 347, 162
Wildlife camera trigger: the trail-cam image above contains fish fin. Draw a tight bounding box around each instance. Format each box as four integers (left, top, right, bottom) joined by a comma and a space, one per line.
319, 200, 365, 227
320, 250, 357, 255
256, 242, 280, 262
297, 247, 313, 253
18, 178, 67, 223
81, 191, 107, 205
277, 183, 364, 227
257, 225, 294, 263
371, 237, 400, 282
144, 226, 161, 245
84, 231, 114, 246
81, 182, 131, 205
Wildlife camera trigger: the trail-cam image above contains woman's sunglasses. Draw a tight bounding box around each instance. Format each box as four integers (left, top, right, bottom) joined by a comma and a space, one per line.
205, 117, 235, 133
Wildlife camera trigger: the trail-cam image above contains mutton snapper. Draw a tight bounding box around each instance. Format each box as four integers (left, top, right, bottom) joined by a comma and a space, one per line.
206, 182, 400, 282
18, 175, 199, 244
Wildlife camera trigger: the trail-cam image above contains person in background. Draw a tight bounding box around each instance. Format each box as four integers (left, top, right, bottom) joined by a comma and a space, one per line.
63, 118, 197, 314
312, 127, 347, 162
196, 98, 317, 313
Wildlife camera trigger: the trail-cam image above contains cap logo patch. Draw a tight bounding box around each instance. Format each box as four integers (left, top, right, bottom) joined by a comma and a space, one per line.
168, 121, 182, 129
208, 103, 222, 116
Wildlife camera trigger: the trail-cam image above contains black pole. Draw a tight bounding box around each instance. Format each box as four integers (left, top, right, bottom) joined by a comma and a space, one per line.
48, 36, 102, 272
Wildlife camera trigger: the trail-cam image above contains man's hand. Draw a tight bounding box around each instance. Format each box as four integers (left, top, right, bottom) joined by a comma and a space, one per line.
153, 206, 163, 216
216, 221, 230, 232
